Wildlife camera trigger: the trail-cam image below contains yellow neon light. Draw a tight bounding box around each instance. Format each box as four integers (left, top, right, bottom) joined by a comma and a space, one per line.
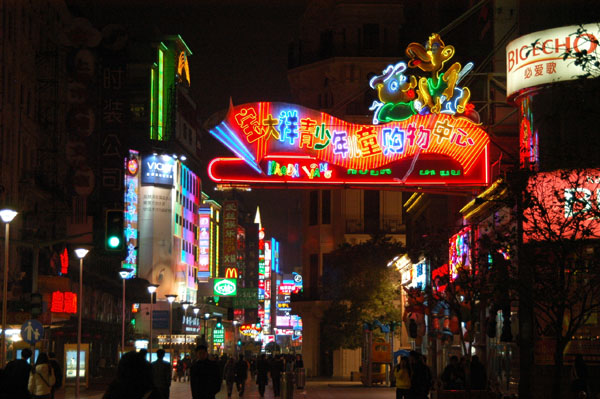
177, 51, 190, 85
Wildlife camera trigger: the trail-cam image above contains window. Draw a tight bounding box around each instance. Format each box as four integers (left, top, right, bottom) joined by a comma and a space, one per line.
322, 190, 331, 225
364, 190, 380, 233
309, 191, 318, 225
363, 24, 380, 50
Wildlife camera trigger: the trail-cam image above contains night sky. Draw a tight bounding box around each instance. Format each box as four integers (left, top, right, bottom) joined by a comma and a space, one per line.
67, 0, 306, 270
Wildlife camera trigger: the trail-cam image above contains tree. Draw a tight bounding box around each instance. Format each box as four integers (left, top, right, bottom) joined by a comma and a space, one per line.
320, 235, 405, 353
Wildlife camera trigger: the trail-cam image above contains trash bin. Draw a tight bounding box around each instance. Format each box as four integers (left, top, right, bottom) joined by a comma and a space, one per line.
296, 367, 305, 389
281, 371, 294, 399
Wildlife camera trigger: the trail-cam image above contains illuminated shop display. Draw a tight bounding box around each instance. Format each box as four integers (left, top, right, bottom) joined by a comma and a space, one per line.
524, 169, 600, 242
213, 278, 237, 296
209, 34, 489, 189
50, 291, 77, 314
507, 24, 600, 99
123, 150, 140, 278
449, 226, 474, 280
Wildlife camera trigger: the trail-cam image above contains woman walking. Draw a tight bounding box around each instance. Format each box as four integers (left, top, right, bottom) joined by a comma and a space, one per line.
28, 353, 56, 399
394, 356, 411, 399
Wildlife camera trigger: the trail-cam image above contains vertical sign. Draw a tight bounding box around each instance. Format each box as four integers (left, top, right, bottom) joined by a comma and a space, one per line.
199, 209, 211, 273
258, 228, 267, 333
222, 201, 238, 276
123, 150, 140, 278
449, 226, 473, 281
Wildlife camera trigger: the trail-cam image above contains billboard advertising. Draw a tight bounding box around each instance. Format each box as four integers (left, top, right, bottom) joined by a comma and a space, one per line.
524, 169, 600, 242
199, 209, 211, 273
123, 150, 140, 278
141, 154, 176, 187
507, 24, 600, 99
213, 278, 237, 296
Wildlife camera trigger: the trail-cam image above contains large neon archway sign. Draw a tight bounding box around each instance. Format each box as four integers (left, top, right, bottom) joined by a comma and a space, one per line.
208, 34, 490, 189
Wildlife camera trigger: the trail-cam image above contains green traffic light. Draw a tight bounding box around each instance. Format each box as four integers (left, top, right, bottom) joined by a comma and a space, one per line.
108, 235, 121, 248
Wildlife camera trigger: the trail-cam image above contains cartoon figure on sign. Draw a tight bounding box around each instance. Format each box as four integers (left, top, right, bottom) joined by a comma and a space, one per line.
405, 33, 474, 117
369, 62, 417, 123
23, 321, 40, 342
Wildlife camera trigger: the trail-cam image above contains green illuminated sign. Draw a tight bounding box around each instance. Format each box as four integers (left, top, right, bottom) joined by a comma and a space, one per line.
213, 278, 237, 296
213, 327, 225, 344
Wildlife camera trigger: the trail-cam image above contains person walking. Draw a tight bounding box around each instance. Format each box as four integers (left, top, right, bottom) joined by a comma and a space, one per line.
1, 348, 33, 399
234, 354, 249, 397
270, 355, 283, 397
256, 354, 269, 398
151, 349, 172, 399
48, 352, 62, 399
190, 345, 222, 399
28, 352, 56, 399
103, 351, 159, 399
408, 351, 432, 399
394, 356, 411, 399
470, 355, 486, 390
441, 355, 464, 390
223, 358, 235, 399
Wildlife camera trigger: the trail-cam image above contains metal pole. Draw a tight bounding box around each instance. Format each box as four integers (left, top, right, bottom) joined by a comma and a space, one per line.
183, 308, 187, 357
169, 301, 172, 366
149, 294, 153, 360
1, 223, 9, 367
122, 279, 126, 355
76, 257, 83, 398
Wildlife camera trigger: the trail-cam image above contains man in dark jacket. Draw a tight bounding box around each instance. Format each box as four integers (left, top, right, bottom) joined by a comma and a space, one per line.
190, 345, 221, 399
48, 352, 63, 399
151, 349, 172, 399
409, 351, 432, 399
1, 348, 32, 399
256, 354, 270, 398
234, 354, 248, 397
270, 355, 284, 397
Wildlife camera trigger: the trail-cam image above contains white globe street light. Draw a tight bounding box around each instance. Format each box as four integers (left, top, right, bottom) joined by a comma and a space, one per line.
165, 294, 177, 365
118, 268, 132, 357
147, 284, 159, 360
74, 247, 89, 399
0, 208, 17, 369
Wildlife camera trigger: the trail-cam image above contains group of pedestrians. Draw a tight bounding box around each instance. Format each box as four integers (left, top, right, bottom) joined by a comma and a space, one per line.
394, 351, 432, 399
0, 349, 62, 399
440, 355, 486, 391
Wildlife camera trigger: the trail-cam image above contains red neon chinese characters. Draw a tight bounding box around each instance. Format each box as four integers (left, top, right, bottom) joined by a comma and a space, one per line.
234, 107, 263, 143
60, 248, 69, 274
356, 126, 382, 157
50, 291, 77, 314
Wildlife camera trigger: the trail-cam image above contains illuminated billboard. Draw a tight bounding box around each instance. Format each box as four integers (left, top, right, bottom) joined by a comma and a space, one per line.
141, 154, 175, 187
123, 150, 140, 278
199, 209, 211, 273
208, 35, 489, 189
523, 169, 600, 242
507, 24, 600, 100
213, 278, 237, 296
449, 226, 474, 281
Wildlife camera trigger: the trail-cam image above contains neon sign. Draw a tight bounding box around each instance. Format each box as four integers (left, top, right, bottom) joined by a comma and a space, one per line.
213, 278, 237, 296
123, 150, 140, 278
208, 34, 488, 189
449, 226, 474, 280
50, 291, 77, 314
199, 209, 211, 272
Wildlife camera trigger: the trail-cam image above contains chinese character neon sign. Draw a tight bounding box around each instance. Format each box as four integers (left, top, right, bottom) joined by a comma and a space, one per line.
50, 291, 77, 314
208, 34, 488, 190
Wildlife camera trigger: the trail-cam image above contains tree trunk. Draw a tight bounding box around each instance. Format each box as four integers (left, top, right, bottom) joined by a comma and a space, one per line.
551, 339, 566, 399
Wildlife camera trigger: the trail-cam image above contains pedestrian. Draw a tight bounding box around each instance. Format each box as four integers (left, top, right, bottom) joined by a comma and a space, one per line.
28, 352, 56, 399
1, 348, 33, 399
176, 356, 185, 382
441, 355, 464, 390
408, 351, 432, 399
256, 354, 269, 398
184, 355, 192, 382
571, 354, 589, 397
394, 356, 411, 399
234, 354, 249, 397
152, 349, 172, 399
470, 355, 486, 390
294, 354, 304, 369
223, 358, 235, 399
103, 351, 159, 399
48, 352, 62, 399
190, 345, 222, 399
270, 355, 283, 397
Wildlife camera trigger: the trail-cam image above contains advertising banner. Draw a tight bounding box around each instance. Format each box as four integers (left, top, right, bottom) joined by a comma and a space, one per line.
141, 154, 175, 187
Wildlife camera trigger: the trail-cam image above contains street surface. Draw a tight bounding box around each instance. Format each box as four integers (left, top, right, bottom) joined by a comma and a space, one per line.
56, 379, 396, 399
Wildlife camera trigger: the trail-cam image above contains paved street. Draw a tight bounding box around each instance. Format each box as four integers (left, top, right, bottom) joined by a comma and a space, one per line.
56, 379, 396, 399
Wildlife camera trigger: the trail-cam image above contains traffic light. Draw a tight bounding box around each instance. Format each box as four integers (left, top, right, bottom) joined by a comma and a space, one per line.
216, 317, 223, 329
30, 293, 42, 317
105, 210, 124, 251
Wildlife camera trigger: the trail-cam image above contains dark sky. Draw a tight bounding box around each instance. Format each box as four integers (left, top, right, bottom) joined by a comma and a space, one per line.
68, 0, 306, 270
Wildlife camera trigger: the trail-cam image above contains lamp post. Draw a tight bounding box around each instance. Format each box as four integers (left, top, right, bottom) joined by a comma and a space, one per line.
74, 247, 89, 399
193, 307, 200, 345
0, 208, 17, 368
233, 320, 239, 355
204, 312, 211, 351
181, 302, 190, 357
147, 284, 159, 360
165, 295, 177, 365
118, 268, 132, 357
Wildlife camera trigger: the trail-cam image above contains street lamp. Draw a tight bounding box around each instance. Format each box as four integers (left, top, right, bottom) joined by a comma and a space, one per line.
193, 307, 200, 345
0, 208, 17, 368
74, 247, 89, 399
204, 312, 211, 350
147, 284, 159, 360
181, 302, 190, 357
165, 294, 177, 365
118, 268, 132, 357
